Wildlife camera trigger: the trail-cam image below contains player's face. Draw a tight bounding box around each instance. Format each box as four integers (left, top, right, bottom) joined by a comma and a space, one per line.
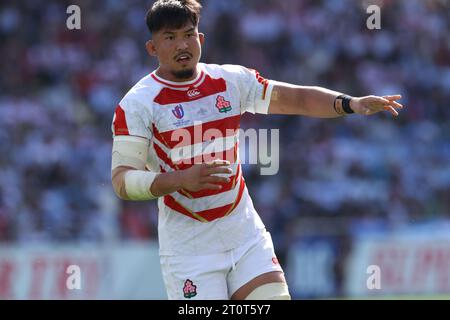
147, 23, 204, 82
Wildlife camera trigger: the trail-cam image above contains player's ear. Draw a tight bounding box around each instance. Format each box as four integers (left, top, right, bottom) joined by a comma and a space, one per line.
146, 40, 157, 57
199, 33, 205, 46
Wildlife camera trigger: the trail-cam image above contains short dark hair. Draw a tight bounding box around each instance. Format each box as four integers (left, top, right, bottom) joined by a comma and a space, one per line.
146, 0, 202, 34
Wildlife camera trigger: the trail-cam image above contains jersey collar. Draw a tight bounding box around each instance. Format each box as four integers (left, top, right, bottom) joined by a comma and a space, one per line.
151, 65, 205, 90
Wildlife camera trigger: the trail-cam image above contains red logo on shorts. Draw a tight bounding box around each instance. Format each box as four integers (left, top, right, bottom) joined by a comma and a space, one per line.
183, 279, 197, 298
215, 95, 232, 113
272, 257, 279, 265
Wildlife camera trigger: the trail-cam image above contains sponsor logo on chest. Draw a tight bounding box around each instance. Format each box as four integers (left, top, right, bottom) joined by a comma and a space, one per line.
172, 104, 184, 119
158, 94, 237, 130
171, 104, 191, 127
187, 88, 201, 98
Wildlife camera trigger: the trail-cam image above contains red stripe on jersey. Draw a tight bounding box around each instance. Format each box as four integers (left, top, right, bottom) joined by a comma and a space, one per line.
153, 142, 171, 166
248, 68, 269, 99
151, 70, 204, 88
154, 75, 226, 105
178, 163, 241, 199
158, 158, 241, 200
163, 176, 246, 222
176, 144, 236, 170
154, 140, 237, 171
197, 176, 245, 221
153, 142, 177, 170
113, 105, 129, 136
163, 195, 202, 221
152, 123, 171, 148
154, 114, 240, 149
262, 81, 269, 100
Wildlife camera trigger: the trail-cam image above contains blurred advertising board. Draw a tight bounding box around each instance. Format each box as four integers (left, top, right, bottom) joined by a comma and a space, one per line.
0, 242, 166, 299
345, 226, 450, 297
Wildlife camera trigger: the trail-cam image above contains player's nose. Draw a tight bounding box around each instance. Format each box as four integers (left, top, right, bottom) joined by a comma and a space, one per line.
176, 40, 189, 51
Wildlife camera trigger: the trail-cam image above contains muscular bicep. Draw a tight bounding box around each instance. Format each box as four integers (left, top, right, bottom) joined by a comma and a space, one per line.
268, 83, 341, 118
268, 83, 307, 115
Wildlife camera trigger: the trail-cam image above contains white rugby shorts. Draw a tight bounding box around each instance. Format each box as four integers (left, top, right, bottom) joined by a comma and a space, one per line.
159, 230, 284, 300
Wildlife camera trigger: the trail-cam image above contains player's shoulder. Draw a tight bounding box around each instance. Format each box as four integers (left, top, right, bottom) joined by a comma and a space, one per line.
202, 63, 250, 78
118, 73, 161, 111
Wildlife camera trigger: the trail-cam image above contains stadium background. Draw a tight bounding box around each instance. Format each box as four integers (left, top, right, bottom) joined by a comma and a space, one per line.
0, 0, 449, 299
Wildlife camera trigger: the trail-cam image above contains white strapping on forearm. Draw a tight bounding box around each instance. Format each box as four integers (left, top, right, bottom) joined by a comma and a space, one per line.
124, 170, 159, 200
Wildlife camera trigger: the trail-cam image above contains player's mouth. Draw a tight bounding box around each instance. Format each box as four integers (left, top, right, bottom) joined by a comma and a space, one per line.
175, 53, 192, 63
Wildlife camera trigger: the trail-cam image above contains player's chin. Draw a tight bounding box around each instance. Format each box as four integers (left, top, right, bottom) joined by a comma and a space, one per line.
172, 67, 195, 80
177, 59, 194, 69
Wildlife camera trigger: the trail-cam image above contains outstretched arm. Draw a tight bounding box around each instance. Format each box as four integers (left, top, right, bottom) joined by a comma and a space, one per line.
268, 82, 403, 117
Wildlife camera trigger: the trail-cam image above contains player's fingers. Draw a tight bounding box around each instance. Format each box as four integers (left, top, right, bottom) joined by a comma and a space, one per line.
365, 97, 389, 110
205, 159, 230, 168
204, 175, 230, 184
382, 94, 402, 101
373, 97, 391, 106
202, 183, 222, 190
388, 100, 403, 109
384, 105, 399, 116
207, 167, 233, 175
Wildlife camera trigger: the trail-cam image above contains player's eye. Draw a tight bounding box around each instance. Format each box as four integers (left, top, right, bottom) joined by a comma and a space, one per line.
165, 35, 174, 40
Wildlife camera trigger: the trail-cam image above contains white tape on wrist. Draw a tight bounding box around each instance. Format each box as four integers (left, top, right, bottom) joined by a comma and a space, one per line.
124, 170, 159, 200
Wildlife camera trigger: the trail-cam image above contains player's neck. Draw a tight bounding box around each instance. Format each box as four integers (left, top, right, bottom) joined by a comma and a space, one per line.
155, 65, 200, 83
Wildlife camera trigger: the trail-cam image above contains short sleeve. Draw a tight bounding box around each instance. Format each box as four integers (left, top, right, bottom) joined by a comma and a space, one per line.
111, 98, 153, 140
222, 65, 274, 115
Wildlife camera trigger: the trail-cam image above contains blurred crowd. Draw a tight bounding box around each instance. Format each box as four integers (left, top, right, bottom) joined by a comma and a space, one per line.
0, 0, 449, 261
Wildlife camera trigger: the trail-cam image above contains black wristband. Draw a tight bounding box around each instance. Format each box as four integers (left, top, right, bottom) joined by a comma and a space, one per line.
334, 94, 354, 115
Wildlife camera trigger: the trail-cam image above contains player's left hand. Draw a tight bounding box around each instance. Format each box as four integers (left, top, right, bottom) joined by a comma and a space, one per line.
350, 94, 403, 117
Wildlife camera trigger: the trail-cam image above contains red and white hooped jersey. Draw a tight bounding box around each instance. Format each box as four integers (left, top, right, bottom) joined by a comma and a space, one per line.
112, 63, 275, 255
